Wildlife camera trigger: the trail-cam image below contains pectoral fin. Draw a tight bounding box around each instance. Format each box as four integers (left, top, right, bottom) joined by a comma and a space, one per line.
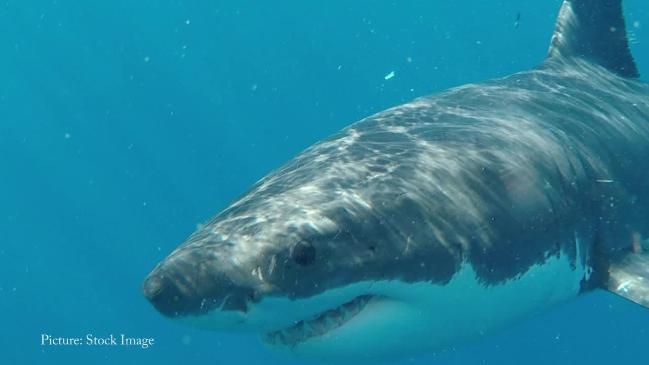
605, 250, 649, 308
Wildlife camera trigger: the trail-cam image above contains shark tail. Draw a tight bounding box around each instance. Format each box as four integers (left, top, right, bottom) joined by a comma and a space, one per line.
547, 0, 639, 78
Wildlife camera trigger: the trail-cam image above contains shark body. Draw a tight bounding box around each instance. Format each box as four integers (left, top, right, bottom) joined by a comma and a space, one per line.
143, 0, 649, 360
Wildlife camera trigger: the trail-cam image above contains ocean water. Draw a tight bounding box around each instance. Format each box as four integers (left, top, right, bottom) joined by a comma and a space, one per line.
3, 0, 649, 364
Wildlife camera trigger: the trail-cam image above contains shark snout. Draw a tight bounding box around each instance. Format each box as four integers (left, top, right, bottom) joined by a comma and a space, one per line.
142, 272, 188, 317
142, 252, 255, 318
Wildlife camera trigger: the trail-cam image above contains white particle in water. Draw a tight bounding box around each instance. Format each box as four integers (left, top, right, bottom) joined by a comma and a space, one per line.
384, 71, 395, 80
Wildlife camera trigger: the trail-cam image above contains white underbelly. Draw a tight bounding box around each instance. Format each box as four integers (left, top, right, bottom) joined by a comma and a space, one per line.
291, 250, 588, 359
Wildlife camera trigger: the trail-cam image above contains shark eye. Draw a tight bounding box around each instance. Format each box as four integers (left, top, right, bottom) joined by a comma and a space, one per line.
291, 240, 316, 266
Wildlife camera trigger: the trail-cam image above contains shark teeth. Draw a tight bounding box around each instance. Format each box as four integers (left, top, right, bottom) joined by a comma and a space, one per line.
262, 295, 374, 347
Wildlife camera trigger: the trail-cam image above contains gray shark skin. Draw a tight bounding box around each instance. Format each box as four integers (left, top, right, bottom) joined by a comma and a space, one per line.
143, 0, 649, 360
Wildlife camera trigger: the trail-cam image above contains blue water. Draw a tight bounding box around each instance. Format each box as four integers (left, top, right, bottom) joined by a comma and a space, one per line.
3, 0, 649, 364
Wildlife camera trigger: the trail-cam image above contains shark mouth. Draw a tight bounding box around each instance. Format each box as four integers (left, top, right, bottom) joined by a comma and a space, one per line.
262, 295, 375, 347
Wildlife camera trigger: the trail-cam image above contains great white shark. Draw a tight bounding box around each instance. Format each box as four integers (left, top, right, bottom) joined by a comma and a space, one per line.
143, 0, 649, 360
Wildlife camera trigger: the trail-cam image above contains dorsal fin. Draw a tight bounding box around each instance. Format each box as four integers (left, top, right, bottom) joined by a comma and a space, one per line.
547, 0, 639, 78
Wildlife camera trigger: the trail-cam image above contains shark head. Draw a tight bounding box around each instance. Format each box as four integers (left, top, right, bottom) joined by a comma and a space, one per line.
142, 128, 464, 359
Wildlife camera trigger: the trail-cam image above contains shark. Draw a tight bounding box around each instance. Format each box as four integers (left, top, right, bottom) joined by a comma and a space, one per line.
143, 0, 649, 360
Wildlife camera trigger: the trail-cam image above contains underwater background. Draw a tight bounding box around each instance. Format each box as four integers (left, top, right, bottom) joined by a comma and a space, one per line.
2, 0, 649, 364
